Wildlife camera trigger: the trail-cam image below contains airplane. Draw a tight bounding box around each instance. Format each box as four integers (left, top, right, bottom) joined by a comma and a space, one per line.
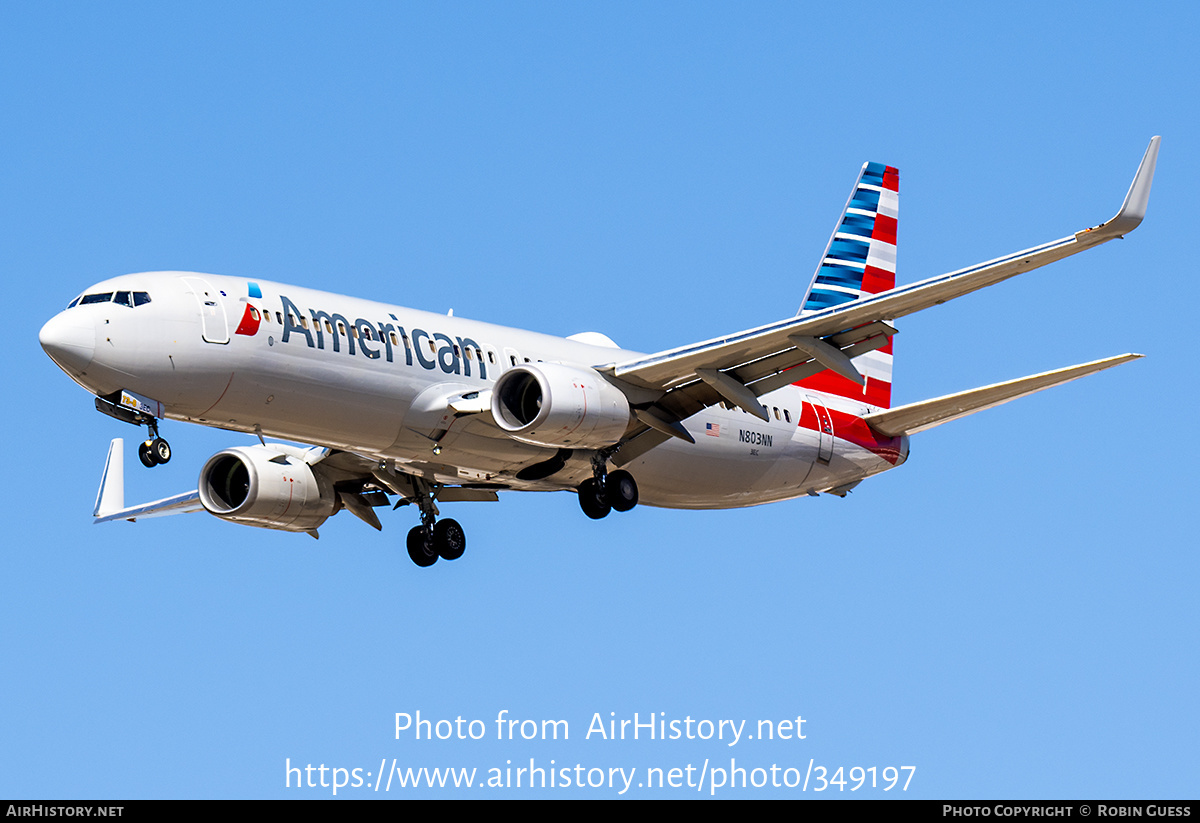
39, 137, 1159, 567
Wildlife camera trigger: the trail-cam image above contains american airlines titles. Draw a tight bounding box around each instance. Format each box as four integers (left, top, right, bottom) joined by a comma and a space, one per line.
278, 295, 489, 381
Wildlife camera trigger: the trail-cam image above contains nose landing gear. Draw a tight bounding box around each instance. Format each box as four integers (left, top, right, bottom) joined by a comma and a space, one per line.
137, 436, 172, 468
136, 419, 171, 468
95, 391, 172, 468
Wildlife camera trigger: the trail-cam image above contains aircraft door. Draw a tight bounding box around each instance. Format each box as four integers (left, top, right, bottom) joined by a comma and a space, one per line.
807, 395, 834, 463
181, 276, 230, 344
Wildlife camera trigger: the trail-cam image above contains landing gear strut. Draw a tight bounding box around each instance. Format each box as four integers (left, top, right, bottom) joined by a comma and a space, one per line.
577, 452, 638, 520
404, 479, 466, 567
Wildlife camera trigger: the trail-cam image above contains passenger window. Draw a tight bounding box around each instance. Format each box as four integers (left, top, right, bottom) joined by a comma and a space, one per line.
784, 409, 791, 423
773, 407, 780, 421
389, 332, 398, 346
325, 320, 333, 334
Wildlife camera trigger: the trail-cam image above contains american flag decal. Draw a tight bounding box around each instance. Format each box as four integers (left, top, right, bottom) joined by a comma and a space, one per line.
706, 422, 721, 437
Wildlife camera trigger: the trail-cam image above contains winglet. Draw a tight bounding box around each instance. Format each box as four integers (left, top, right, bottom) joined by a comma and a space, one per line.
94, 438, 125, 518
1081, 136, 1160, 240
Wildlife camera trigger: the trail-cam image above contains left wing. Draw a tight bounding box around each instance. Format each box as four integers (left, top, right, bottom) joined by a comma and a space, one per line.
93, 439, 204, 523
90, 438, 501, 532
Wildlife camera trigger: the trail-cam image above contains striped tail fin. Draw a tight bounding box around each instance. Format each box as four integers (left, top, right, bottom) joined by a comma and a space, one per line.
794, 161, 898, 408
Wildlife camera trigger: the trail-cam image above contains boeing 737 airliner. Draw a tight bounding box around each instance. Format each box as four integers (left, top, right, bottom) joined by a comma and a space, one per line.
39, 138, 1159, 566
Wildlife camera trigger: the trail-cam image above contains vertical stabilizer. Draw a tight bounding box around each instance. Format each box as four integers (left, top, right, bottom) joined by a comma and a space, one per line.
795, 162, 898, 408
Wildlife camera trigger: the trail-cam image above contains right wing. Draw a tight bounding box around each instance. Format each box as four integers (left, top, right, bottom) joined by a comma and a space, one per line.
599, 137, 1159, 462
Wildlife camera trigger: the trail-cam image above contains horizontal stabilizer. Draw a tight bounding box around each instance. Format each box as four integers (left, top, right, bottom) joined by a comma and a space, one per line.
863, 354, 1143, 437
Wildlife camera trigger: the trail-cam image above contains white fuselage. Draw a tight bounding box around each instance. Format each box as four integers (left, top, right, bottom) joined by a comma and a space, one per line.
41, 271, 908, 508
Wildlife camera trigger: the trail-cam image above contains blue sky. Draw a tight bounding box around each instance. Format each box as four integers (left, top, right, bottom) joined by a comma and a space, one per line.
3, 1, 1196, 799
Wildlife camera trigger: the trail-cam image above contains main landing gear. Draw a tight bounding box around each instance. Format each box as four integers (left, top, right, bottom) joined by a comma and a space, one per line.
577, 454, 638, 520
137, 420, 171, 468
404, 478, 466, 568
406, 519, 466, 567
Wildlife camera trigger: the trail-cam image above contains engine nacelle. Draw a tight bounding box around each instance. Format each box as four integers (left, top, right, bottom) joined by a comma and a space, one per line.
198, 445, 337, 532
490, 362, 631, 449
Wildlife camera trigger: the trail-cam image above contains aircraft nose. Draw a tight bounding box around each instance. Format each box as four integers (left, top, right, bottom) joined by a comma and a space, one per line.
39, 310, 95, 374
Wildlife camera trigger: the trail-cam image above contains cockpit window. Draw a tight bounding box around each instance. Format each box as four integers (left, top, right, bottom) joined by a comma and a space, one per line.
69, 290, 152, 309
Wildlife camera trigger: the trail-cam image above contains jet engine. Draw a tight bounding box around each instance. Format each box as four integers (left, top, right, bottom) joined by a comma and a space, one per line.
490, 362, 631, 449
198, 445, 337, 532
